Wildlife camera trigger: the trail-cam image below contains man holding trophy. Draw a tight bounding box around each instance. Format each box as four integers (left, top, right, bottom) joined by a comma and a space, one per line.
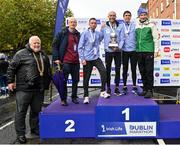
101, 11, 123, 96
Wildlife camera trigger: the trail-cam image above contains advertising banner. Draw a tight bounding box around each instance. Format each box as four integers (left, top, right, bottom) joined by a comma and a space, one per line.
66, 18, 180, 87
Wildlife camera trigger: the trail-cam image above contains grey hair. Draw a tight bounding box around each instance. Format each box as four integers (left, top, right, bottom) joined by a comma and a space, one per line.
29, 36, 41, 44
68, 17, 77, 22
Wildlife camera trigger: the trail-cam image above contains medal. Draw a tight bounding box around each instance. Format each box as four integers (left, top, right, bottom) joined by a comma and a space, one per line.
123, 22, 131, 37
32, 52, 44, 77
40, 72, 43, 76
89, 29, 98, 55
89, 29, 96, 43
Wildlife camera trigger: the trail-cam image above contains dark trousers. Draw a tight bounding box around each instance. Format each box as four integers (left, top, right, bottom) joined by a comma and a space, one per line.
83, 58, 106, 97
122, 51, 137, 86
63, 63, 80, 101
137, 52, 154, 91
0, 75, 8, 95
105, 52, 121, 88
15, 91, 44, 136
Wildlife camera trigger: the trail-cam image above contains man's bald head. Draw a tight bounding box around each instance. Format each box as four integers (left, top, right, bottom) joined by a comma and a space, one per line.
108, 11, 117, 23
29, 36, 41, 52
108, 11, 116, 17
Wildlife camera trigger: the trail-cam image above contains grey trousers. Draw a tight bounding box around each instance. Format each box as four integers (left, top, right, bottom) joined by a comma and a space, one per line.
15, 91, 44, 136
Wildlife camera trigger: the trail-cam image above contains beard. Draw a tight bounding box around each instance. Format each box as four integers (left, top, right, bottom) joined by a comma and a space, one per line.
32, 47, 41, 52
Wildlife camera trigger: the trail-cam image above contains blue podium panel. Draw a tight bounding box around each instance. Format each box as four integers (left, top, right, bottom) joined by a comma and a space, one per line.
157, 105, 180, 139
96, 94, 160, 122
96, 86, 159, 138
40, 98, 98, 138
40, 113, 95, 138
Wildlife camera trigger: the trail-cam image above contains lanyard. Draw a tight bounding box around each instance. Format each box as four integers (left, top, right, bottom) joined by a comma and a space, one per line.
123, 22, 131, 34
89, 29, 96, 42
109, 22, 117, 33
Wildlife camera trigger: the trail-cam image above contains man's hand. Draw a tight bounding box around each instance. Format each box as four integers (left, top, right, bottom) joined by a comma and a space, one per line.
154, 52, 159, 58
81, 60, 87, 66
101, 22, 106, 29
54, 60, 62, 64
8, 83, 15, 91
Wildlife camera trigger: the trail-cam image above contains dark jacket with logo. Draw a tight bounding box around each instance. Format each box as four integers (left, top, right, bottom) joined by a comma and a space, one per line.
7, 44, 51, 91
52, 27, 80, 62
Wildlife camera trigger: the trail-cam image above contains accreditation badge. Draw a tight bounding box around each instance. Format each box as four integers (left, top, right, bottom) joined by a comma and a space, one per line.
73, 44, 77, 51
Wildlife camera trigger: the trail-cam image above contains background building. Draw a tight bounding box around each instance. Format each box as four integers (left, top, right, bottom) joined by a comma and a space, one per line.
147, 0, 180, 19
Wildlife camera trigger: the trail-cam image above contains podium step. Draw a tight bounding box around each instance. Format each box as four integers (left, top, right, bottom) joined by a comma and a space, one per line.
40, 97, 98, 138
96, 86, 159, 138
96, 86, 159, 122
157, 105, 180, 138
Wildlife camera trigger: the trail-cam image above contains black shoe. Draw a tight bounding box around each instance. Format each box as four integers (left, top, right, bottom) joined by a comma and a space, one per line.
107, 88, 111, 94
122, 87, 128, 95
132, 86, 138, 95
31, 129, 39, 136
61, 100, 68, 106
72, 98, 79, 104
144, 90, 153, 98
114, 87, 120, 95
137, 90, 147, 96
14, 136, 27, 144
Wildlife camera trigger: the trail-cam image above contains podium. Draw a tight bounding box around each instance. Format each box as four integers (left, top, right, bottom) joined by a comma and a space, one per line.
40, 98, 97, 138
40, 86, 180, 139
96, 92, 159, 138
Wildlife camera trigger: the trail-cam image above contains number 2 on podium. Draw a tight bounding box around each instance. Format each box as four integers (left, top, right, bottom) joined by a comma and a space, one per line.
122, 108, 130, 121
65, 120, 75, 132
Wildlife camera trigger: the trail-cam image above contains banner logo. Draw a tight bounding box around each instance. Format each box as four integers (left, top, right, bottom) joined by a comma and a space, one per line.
162, 74, 170, 77
91, 79, 101, 84
174, 53, 180, 58
161, 60, 171, 64
161, 41, 171, 46
161, 20, 171, 26
160, 79, 170, 84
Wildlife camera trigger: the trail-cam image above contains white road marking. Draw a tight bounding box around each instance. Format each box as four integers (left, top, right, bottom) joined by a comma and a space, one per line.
0, 120, 14, 130
157, 139, 166, 145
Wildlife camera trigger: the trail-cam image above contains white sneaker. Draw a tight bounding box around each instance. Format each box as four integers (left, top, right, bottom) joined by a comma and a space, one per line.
83, 97, 89, 104
100, 91, 110, 98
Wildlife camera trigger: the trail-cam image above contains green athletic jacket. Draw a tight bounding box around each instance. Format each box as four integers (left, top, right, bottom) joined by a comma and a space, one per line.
135, 19, 159, 53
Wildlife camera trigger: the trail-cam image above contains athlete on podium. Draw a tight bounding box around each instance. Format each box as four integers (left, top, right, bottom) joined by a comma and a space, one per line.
118, 11, 138, 95
78, 18, 110, 104
100, 11, 122, 96
136, 8, 159, 98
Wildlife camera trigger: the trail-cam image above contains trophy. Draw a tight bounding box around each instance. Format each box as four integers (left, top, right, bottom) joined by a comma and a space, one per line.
108, 32, 119, 51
